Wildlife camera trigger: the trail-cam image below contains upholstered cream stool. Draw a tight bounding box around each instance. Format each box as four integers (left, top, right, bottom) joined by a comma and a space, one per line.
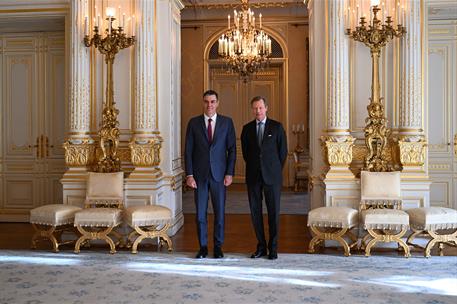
30, 204, 82, 252
361, 209, 410, 257
74, 172, 124, 254
307, 207, 359, 256
406, 207, 457, 257
124, 205, 173, 254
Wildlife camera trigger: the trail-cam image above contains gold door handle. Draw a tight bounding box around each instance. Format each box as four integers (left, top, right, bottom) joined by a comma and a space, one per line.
28, 137, 41, 158
43, 135, 54, 157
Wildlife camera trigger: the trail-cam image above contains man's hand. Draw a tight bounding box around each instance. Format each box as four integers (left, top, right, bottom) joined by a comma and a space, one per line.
186, 176, 197, 189
224, 175, 233, 187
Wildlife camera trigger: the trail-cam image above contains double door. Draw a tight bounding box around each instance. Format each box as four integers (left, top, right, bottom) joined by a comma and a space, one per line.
0, 33, 66, 221
209, 66, 284, 184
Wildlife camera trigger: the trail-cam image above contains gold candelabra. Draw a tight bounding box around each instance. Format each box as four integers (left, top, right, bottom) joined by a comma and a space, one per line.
292, 124, 305, 154
84, 8, 135, 172
346, 5, 406, 172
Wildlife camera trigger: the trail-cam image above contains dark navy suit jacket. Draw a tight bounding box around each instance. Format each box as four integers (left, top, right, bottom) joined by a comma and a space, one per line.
185, 114, 236, 183
241, 118, 287, 185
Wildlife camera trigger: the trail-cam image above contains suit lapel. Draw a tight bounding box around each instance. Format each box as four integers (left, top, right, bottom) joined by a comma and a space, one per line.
212, 115, 222, 145
199, 115, 209, 143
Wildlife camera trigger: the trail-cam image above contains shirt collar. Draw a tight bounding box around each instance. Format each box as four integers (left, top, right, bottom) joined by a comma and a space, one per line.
256, 117, 267, 125
204, 113, 217, 121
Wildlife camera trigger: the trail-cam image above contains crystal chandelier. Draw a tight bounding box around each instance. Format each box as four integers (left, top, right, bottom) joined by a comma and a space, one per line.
218, 0, 272, 78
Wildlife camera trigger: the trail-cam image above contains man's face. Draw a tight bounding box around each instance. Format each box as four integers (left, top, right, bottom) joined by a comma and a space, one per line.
251, 99, 268, 121
203, 94, 219, 117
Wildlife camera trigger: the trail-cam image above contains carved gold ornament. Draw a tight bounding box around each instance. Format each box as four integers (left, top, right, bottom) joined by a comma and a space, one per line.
398, 138, 427, 166
129, 137, 163, 167
63, 139, 95, 167
321, 136, 355, 166
346, 5, 405, 172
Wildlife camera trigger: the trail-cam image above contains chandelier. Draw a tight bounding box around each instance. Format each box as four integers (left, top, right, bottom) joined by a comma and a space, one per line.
218, 0, 272, 78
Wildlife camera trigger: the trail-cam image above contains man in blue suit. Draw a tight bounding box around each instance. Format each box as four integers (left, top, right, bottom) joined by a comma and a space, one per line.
185, 90, 236, 259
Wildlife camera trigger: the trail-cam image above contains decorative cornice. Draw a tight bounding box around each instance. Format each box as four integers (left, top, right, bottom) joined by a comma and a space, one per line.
184, 1, 305, 10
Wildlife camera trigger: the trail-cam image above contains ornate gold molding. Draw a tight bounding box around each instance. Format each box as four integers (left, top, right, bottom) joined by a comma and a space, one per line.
63, 139, 95, 167
129, 137, 163, 167
184, 1, 305, 10
398, 137, 427, 167
321, 136, 355, 166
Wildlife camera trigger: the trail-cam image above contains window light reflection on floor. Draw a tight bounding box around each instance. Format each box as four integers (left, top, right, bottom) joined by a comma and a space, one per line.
0, 254, 81, 266
125, 262, 338, 287
359, 276, 457, 296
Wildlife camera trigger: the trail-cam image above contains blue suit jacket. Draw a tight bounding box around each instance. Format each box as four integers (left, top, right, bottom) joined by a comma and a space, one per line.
185, 114, 236, 182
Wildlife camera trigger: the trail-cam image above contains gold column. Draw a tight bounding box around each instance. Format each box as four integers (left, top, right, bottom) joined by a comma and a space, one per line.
397, 1, 427, 173
322, 0, 355, 179
63, 0, 94, 170
129, 0, 162, 179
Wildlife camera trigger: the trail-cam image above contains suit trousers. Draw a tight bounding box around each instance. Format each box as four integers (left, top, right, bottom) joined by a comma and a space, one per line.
247, 178, 281, 252
194, 175, 226, 248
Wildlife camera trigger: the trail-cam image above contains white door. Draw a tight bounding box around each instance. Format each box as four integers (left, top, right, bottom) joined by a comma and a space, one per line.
428, 21, 457, 209
0, 33, 66, 221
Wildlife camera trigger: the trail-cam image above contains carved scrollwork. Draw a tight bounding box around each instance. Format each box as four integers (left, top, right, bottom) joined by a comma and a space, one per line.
129, 136, 163, 167
398, 137, 427, 166
63, 139, 95, 167
321, 136, 355, 166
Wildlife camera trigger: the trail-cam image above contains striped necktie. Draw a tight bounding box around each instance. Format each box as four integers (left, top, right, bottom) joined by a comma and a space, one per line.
257, 121, 264, 147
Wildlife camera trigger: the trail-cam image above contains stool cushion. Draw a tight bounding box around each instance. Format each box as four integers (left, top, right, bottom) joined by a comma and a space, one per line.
74, 208, 122, 227
406, 207, 457, 230
307, 207, 358, 228
30, 204, 82, 226
362, 209, 409, 230
124, 205, 172, 227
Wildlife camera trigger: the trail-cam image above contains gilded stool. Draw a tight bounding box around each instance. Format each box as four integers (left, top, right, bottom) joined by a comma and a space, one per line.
73, 172, 125, 254
30, 204, 81, 252
124, 205, 173, 253
406, 207, 457, 257
307, 207, 359, 256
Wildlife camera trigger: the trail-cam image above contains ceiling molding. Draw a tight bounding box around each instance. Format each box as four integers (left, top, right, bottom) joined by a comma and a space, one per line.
184, 1, 305, 10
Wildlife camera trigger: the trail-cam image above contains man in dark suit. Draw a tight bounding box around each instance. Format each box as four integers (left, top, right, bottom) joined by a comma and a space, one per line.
184, 90, 236, 259
241, 96, 287, 260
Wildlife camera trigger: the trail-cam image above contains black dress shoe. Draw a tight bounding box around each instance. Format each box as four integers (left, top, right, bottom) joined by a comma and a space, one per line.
250, 249, 267, 259
268, 251, 278, 260
214, 246, 224, 259
195, 246, 208, 259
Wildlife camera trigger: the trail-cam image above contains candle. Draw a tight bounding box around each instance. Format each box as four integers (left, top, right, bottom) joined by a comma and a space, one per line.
106, 7, 115, 17
259, 13, 262, 29
132, 15, 135, 36
356, 4, 359, 24
97, 14, 100, 28
108, 18, 111, 35
94, 5, 97, 20
402, 6, 406, 25
84, 16, 88, 36
228, 15, 230, 29
118, 6, 121, 19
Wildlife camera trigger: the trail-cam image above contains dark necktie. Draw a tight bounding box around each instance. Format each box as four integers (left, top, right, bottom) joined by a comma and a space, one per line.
208, 118, 213, 143
257, 121, 264, 147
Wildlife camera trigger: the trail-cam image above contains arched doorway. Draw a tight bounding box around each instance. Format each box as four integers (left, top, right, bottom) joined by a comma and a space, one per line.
204, 34, 288, 183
